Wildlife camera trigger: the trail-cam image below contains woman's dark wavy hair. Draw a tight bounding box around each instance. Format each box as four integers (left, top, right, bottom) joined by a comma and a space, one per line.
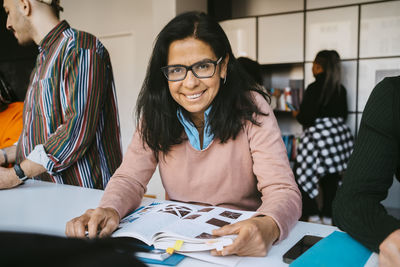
136, 11, 270, 156
314, 50, 342, 107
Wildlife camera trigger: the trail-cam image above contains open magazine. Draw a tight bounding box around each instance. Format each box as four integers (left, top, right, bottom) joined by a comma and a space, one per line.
112, 200, 256, 253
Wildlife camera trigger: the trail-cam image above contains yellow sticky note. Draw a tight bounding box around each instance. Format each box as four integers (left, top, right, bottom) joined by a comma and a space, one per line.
174, 240, 184, 250
166, 247, 175, 254
166, 240, 184, 254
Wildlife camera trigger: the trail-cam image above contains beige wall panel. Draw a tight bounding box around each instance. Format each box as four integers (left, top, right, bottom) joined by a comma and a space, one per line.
258, 13, 304, 64
220, 18, 257, 60
360, 1, 400, 58
306, 6, 358, 61
307, 0, 383, 9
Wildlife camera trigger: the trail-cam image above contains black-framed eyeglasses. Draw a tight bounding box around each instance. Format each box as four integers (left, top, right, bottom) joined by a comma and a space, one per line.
161, 57, 222, 81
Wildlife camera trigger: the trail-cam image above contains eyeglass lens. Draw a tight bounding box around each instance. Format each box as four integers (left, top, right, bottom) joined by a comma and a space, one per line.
165, 61, 216, 81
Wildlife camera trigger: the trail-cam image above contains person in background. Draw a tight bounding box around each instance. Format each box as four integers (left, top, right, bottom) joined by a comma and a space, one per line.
0, 0, 122, 189
333, 76, 400, 266
0, 72, 23, 167
66, 11, 301, 257
237, 57, 263, 86
294, 50, 353, 225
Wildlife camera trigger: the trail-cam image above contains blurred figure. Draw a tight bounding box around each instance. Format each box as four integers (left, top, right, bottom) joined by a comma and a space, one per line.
294, 50, 353, 225
333, 76, 400, 265
237, 57, 263, 86
0, 72, 23, 166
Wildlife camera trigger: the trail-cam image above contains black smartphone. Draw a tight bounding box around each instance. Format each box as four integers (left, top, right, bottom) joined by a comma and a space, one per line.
282, 235, 323, 264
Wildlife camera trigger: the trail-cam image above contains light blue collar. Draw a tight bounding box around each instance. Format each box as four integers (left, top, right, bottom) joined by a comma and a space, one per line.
177, 106, 214, 150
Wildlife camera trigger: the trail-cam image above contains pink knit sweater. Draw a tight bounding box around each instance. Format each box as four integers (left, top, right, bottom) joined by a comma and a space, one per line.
100, 92, 301, 241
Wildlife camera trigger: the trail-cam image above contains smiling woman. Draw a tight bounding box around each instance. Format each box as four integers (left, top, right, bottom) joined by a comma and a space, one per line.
165, 38, 226, 134
66, 11, 302, 258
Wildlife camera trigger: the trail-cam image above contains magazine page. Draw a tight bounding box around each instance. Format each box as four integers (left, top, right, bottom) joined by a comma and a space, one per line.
112, 200, 255, 252
112, 201, 170, 244
112, 201, 199, 244
152, 203, 255, 252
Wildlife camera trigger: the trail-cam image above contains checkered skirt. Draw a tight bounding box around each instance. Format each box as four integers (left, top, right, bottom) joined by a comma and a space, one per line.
295, 117, 354, 199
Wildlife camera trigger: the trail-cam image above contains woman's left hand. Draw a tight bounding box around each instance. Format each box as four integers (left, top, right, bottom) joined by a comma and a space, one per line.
211, 215, 280, 257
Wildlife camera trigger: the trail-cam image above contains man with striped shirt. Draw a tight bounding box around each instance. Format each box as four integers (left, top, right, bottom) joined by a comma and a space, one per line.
0, 0, 122, 189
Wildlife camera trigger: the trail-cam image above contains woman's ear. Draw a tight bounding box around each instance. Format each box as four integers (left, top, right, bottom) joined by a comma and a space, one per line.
220, 54, 229, 79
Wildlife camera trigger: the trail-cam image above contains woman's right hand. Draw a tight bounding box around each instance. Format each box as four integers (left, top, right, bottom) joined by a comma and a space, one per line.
65, 207, 120, 238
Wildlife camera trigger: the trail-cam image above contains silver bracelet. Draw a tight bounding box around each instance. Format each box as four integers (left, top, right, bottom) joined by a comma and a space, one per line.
0, 149, 8, 166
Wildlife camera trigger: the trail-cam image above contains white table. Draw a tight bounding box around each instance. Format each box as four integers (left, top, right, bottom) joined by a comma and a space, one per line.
0, 180, 340, 266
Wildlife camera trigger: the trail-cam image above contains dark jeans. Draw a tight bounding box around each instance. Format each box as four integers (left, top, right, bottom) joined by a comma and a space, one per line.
297, 172, 341, 221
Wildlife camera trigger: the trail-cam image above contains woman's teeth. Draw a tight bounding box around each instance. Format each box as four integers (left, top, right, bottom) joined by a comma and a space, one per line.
186, 92, 203, 99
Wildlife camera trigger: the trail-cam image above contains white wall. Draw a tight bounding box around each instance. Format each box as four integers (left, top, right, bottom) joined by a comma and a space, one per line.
61, 0, 206, 198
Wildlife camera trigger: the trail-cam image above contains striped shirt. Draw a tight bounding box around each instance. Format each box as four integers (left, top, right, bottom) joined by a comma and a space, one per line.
16, 21, 122, 189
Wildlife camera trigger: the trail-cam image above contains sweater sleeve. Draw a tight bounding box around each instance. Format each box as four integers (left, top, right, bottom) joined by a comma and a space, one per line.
333, 77, 400, 252
99, 130, 158, 219
248, 92, 302, 242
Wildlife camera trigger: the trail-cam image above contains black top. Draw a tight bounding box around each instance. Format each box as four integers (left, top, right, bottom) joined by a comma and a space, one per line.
296, 73, 348, 128
333, 76, 400, 252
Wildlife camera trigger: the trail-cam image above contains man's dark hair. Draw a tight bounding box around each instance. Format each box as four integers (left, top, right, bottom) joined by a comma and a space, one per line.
136, 11, 270, 156
51, 1, 63, 19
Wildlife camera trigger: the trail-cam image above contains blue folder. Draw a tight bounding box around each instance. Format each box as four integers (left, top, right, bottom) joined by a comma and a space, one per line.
136, 245, 185, 266
290, 231, 372, 267
138, 253, 185, 266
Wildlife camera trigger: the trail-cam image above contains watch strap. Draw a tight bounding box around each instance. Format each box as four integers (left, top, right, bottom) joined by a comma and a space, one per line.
14, 164, 28, 181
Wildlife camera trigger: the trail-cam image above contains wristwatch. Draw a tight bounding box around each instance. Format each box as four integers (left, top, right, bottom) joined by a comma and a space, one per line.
13, 164, 28, 182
